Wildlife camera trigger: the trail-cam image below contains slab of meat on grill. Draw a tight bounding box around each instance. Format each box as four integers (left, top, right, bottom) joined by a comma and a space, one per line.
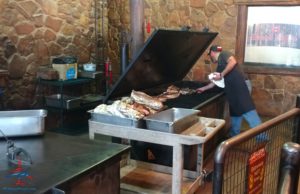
167, 85, 196, 95
155, 92, 180, 101
166, 85, 180, 94
131, 90, 164, 110
155, 85, 195, 102
179, 87, 196, 95
118, 101, 145, 119
154, 85, 180, 101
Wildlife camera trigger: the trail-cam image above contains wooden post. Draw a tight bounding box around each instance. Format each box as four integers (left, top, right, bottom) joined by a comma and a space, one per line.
172, 144, 183, 194
294, 95, 300, 143
130, 0, 144, 58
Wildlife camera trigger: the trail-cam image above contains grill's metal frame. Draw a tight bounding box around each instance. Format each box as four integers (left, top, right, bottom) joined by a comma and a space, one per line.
213, 95, 300, 194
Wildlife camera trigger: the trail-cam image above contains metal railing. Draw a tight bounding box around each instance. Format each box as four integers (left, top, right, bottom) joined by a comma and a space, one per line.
277, 142, 300, 194
213, 107, 300, 194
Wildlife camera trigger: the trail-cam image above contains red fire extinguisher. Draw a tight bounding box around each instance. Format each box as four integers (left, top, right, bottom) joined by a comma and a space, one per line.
105, 58, 113, 85
146, 18, 151, 33
105, 58, 110, 78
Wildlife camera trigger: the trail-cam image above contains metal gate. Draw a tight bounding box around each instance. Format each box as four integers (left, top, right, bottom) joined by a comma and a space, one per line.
213, 106, 300, 194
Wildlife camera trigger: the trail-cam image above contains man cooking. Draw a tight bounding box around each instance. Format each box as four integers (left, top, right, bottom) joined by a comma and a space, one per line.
196, 45, 266, 140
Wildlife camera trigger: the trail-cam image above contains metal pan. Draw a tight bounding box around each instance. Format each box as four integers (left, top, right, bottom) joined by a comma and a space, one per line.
0, 109, 47, 137
144, 108, 200, 133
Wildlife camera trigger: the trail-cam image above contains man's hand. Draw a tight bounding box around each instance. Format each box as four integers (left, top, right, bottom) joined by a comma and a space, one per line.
196, 82, 215, 93
212, 72, 222, 81
196, 87, 205, 93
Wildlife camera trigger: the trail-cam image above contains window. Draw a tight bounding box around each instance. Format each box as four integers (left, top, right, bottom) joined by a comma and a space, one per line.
236, 4, 300, 74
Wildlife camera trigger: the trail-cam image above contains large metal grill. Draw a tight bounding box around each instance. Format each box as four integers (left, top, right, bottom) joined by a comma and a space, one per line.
104, 29, 218, 102
103, 29, 226, 170
160, 81, 223, 109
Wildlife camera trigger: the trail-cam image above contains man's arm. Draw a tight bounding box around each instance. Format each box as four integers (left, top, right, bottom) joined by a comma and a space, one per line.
196, 82, 215, 93
220, 56, 237, 78
211, 55, 237, 80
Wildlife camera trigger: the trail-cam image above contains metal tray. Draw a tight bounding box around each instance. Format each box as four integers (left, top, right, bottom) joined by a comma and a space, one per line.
78, 70, 103, 79
0, 109, 47, 137
144, 108, 200, 133
45, 94, 81, 109
88, 110, 145, 128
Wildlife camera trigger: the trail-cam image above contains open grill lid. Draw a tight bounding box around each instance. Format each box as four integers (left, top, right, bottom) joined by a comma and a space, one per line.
104, 29, 218, 102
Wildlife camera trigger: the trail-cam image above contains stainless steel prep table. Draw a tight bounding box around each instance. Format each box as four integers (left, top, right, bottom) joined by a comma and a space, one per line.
89, 117, 225, 194
0, 132, 130, 194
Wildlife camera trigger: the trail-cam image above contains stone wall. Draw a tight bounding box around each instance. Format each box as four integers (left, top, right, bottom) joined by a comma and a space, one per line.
1, 0, 299, 116
0, 0, 95, 109
107, 0, 300, 117
107, 0, 237, 79
250, 74, 300, 116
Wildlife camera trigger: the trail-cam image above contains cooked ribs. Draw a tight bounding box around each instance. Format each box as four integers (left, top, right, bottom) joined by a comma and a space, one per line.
93, 85, 196, 119
131, 90, 164, 110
